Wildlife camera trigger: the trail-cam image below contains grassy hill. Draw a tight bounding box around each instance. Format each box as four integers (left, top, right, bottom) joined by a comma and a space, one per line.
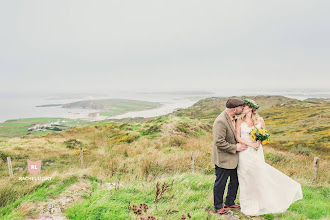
173, 96, 329, 155
0, 96, 329, 219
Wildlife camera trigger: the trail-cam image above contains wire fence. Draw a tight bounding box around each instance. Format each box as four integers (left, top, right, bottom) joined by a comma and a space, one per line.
4, 151, 322, 183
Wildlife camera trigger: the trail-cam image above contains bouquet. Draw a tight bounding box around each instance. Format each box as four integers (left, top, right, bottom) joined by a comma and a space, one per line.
249, 128, 270, 151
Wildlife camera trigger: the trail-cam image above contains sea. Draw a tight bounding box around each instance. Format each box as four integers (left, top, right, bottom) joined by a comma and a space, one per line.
0, 89, 329, 123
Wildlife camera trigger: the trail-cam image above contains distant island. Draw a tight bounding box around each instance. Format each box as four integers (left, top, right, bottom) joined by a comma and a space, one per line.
36, 104, 63, 107
61, 99, 162, 117
35, 99, 162, 117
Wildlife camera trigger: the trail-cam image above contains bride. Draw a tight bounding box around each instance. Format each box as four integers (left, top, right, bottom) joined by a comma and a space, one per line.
235, 99, 303, 216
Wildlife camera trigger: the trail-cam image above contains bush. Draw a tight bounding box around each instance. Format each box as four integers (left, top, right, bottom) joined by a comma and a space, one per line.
176, 122, 189, 134
289, 146, 311, 156
265, 152, 286, 164
63, 139, 83, 149
169, 136, 186, 147
141, 124, 160, 135
0, 151, 28, 162
72, 148, 91, 155
273, 129, 284, 134
0, 151, 9, 162
118, 135, 136, 143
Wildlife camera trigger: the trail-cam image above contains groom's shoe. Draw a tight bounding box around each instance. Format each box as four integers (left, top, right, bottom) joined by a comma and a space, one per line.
214, 208, 229, 215
224, 204, 241, 210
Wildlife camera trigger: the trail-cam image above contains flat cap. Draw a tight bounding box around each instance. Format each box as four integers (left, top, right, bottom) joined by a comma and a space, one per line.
226, 98, 245, 108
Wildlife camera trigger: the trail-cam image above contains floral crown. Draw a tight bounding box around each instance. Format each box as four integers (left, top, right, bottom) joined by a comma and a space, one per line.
243, 98, 259, 109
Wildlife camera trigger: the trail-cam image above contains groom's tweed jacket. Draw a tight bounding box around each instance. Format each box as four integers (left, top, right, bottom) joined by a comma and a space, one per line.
211, 110, 238, 169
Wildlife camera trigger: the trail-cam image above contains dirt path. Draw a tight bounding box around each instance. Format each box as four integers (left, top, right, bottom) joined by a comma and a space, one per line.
22, 178, 91, 220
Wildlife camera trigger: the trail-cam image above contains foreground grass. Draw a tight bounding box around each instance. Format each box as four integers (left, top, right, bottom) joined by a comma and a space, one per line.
66, 173, 218, 219
0, 175, 78, 219
65, 173, 329, 219
262, 185, 329, 219
0, 172, 328, 219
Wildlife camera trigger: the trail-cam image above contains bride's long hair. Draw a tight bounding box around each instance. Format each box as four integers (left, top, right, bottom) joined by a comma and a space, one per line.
240, 99, 260, 126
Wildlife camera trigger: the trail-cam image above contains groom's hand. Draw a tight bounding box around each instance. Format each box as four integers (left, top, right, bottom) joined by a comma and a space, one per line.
236, 143, 248, 152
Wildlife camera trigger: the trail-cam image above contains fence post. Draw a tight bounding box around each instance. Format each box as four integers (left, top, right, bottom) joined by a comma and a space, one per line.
80, 148, 84, 169
191, 152, 194, 173
313, 157, 320, 183
7, 157, 13, 177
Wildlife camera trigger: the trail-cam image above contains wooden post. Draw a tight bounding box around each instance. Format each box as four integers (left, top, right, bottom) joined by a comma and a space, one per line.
313, 157, 320, 183
191, 152, 194, 173
7, 157, 13, 177
80, 148, 84, 169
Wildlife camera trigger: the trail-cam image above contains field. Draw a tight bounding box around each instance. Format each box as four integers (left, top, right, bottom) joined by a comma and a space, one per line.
0, 118, 90, 138
0, 96, 329, 219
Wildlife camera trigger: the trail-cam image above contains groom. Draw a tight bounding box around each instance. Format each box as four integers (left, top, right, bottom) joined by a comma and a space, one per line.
212, 98, 247, 215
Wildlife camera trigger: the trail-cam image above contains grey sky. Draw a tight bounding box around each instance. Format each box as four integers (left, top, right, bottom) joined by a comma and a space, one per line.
0, 0, 329, 93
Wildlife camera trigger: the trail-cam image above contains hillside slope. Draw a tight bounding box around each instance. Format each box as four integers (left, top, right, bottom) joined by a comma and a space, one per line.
0, 96, 329, 219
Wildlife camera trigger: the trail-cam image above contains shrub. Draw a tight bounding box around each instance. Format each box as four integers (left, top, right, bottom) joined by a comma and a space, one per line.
72, 148, 91, 155
307, 126, 330, 133
63, 139, 83, 149
108, 131, 138, 143
290, 146, 311, 156
0, 151, 9, 162
0, 151, 28, 162
273, 129, 284, 134
169, 136, 186, 147
265, 152, 286, 164
176, 122, 189, 134
141, 124, 160, 136
118, 135, 136, 143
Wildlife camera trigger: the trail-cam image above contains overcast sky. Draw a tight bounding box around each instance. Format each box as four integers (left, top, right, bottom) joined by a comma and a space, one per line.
0, 0, 329, 94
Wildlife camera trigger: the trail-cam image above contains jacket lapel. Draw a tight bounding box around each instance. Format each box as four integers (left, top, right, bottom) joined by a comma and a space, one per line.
224, 112, 237, 141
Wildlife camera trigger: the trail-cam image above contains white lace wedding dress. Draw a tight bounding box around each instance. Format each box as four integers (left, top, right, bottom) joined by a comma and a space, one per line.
237, 121, 303, 216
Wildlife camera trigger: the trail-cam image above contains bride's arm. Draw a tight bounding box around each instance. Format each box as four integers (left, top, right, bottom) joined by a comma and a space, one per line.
235, 118, 259, 148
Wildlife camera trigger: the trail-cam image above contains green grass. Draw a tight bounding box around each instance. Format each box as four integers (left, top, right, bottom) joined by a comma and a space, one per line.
99, 103, 160, 117
197, 130, 205, 137
65, 173, 330, 219
0, 175, 78, 219
0, 173, 328, 219
100, 108, 128, 116
65, 174, 218, 220
0, 123, 31, 127
0, 118, 89, 138
262, 185, 329, 219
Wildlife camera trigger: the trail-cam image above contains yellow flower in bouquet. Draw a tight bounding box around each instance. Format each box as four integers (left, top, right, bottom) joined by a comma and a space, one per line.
250, 129, 257, 135
249, 128, 271, 151
262, 140, 270, 145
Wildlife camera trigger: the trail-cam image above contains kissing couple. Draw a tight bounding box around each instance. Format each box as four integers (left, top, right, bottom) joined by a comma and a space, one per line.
211, 98, 303, 216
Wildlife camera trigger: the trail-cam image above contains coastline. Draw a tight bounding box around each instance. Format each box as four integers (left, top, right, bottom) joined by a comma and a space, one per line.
0, 92, 329, 123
